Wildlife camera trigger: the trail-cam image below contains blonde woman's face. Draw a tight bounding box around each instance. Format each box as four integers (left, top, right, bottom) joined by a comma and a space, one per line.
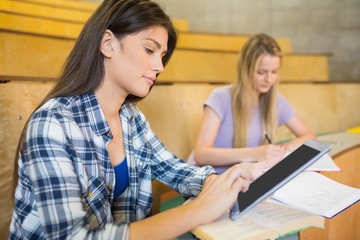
253, 54, 281, 95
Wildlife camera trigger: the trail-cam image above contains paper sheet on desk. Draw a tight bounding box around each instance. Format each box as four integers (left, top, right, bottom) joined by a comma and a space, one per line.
305, 154, 340, 172
271, 171, 360, 218
258, 153, 340, 176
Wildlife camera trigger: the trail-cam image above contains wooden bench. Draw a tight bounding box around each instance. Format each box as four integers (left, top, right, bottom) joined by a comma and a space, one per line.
10, 0, 98, 12
0, 12, 329, 82
0, 0, 91, 23
2, 0, 189, 31
159, 50, 329, 82
176, 32, 292, 53
2, 1, 294, 52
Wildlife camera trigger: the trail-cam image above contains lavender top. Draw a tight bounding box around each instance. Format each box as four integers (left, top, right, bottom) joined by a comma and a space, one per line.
189, 85, 295, 174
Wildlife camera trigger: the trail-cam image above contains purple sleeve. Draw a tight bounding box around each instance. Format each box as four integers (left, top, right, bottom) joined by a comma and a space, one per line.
277, 93, 296, 126
204, 85, 232, 121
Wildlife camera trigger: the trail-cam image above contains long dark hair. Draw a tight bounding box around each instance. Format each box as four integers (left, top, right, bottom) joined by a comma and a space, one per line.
47, 0, 177, 103
12, 0, 177, 199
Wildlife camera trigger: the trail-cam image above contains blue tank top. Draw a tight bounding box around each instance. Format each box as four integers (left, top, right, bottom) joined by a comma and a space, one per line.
113, 157, 129, 199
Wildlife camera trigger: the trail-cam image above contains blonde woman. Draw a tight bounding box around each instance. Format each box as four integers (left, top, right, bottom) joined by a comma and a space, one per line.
189, 33, 316, 175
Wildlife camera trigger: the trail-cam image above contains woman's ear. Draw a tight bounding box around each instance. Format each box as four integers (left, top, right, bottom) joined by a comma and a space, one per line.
100, 29, 115, 58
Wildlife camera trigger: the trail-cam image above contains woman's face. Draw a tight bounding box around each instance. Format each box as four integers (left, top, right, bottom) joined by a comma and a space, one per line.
253, 54, 281, 95
104, 25, 168, 98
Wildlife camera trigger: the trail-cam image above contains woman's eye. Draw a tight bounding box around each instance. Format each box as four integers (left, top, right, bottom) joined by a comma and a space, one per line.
145, 48, 154, 54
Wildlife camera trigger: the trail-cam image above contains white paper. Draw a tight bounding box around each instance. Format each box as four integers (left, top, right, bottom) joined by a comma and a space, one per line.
305, 154, 340, 172
272, 171, 360, 218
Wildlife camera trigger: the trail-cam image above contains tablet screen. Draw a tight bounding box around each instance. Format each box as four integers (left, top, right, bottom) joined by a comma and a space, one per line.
237, 140, 331, 217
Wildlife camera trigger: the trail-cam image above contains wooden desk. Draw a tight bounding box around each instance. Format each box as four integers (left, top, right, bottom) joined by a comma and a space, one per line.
299, 132, 360, 240
152, 132, 360, 240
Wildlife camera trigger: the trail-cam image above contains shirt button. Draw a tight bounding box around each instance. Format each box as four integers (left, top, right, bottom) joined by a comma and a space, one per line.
139, 162, 143, 166
88, 192, 94, 197
107, 184, 112, 190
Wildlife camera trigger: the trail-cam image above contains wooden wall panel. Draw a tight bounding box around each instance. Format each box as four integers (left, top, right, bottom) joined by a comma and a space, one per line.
0, 81, 53, 238
300, 146, 360, 240
137, 84, 218, 159
277, 83, 339, 141
335, 84, 360, 130
0, 86, 11, 233
277, 83, 360, 141
138, 85, 189, 159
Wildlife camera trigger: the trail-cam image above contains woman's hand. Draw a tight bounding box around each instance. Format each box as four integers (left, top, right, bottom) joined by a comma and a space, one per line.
246, 159, 281, 180
189, 164, 251, 225
252, 144, 287, 162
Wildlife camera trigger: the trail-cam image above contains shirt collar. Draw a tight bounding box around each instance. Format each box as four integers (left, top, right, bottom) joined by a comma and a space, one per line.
81, 92, 135, 136
81, 92, 110, 137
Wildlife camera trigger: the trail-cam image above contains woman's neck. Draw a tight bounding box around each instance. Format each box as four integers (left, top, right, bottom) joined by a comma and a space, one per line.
94, 82, 127, 119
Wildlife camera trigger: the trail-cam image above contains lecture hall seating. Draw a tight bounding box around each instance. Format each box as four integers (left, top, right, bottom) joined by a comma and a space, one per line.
1, 0, 359, 238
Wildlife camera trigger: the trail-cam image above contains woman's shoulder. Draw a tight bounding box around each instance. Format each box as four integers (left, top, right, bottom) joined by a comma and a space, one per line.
205, 85, 233, 115
209, 84, 232, 100
35, 96, 79, 116
212, 84, 232, 94
27, 96, 83, 140
276, 92, 295, 116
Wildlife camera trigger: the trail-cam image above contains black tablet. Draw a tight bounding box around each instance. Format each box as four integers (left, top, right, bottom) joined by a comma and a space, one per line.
237, 139, 332, 217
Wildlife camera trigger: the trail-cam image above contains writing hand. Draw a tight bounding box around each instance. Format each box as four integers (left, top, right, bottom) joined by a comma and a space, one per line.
253, 144, 287, 162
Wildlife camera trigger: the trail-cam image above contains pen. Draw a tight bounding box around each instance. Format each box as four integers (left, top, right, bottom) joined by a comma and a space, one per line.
264, 132, 272, 144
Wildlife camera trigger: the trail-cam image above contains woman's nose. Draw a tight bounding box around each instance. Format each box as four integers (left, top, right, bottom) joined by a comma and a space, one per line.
153, 57, 164, 74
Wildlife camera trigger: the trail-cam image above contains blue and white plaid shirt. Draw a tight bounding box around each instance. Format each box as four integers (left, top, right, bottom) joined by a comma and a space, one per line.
10, 92, 215, 240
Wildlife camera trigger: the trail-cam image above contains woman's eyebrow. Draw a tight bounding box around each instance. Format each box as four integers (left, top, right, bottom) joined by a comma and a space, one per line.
145, 38, 167, 55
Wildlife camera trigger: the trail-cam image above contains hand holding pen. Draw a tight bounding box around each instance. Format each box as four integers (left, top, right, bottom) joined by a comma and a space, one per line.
264, 132, 272, 144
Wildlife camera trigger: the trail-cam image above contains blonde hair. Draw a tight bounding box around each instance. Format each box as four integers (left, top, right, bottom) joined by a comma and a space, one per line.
232, 33, 282, 147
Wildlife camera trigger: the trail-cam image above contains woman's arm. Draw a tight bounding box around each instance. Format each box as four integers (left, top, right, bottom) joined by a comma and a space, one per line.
129, 164, 251, 240
194, 107, 286, 166
281, 114, 317, 151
